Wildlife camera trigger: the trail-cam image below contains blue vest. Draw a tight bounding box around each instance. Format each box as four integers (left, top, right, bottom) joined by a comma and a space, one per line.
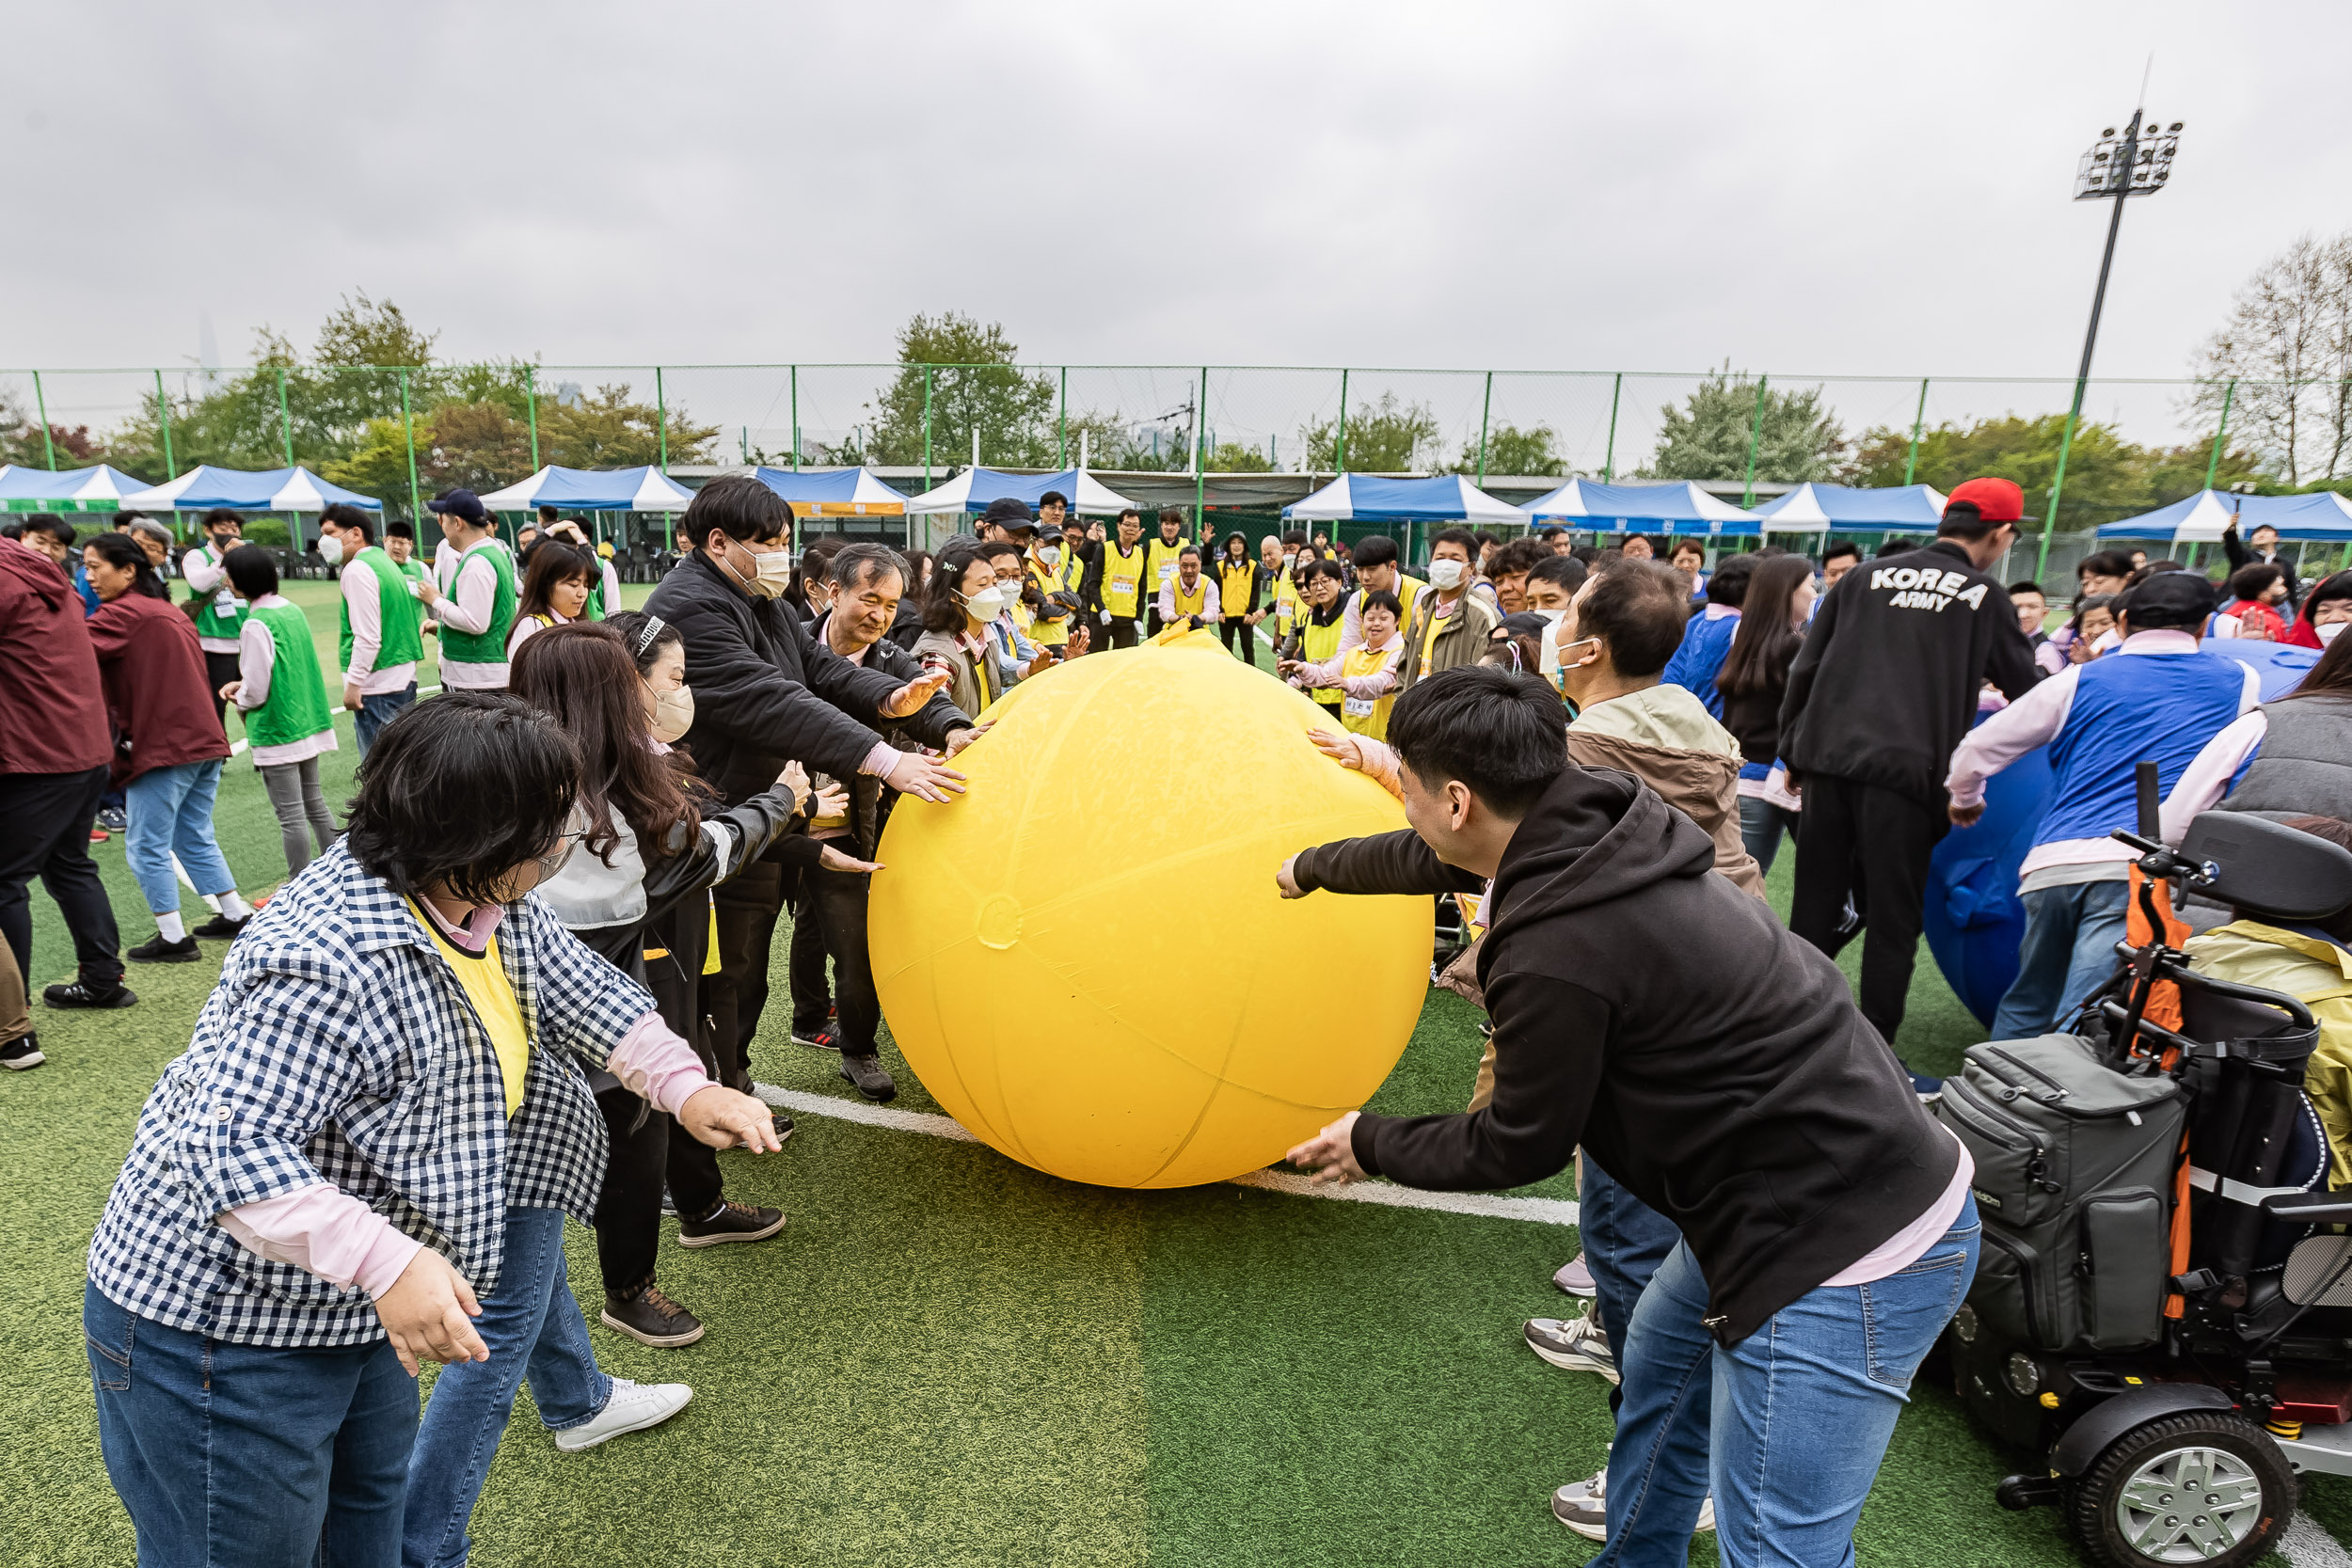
2036, 651, 2248, 847
1662, 610, 1741, 720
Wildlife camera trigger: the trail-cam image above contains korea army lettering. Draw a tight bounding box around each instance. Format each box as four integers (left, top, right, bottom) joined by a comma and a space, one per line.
1869, 564, 1989, 612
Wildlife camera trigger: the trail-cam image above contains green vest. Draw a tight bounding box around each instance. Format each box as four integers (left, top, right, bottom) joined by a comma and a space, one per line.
585, 564, 607, 622
438, 542, 517, 666
339, 547, 425, 673
189, 543, 248, 642
394, 557, 425, 589
246, 602, 335, 750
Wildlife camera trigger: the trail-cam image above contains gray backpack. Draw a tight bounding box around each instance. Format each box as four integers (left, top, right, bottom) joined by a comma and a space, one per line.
1934, 1034, 2184, 1354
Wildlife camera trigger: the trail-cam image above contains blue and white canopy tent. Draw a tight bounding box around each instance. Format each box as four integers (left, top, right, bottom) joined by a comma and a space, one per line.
1521, 479, 1761, 535
752, 467, 910, 518
1280, 473, 1526, 526
1750, 482, 1949, 534
0, 463, 155, 513
2094, 489, 2352, 544
902, 467, 1139, 516
121, 465, 383, 514
476, 465, 696, 514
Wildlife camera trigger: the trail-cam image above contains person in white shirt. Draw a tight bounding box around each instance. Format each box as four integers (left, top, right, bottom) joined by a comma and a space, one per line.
318, 504, 422, 757
417, 489, 517, 690
178, 508, 250, 724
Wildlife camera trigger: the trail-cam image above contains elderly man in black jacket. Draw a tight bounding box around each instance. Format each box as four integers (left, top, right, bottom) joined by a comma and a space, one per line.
1777, 477, 2040, 1088
644, 477, 978, 1089
1279, 666, 1977, 1565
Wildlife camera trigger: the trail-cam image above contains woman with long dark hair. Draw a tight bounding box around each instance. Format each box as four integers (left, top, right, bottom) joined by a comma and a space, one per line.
505, 541, 596, 659
1716, 554, 1819, 874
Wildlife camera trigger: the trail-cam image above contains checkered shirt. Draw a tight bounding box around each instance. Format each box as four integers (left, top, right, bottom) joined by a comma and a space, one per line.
87, 844, 655, 1348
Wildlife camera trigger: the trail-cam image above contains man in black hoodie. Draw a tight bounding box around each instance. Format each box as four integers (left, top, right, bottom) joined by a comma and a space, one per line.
1778, 477, 2040, 1085
1280, 666, 1976, 1563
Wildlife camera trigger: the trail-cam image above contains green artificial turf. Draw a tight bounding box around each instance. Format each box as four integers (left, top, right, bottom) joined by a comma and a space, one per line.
4, 589, 2330, 1566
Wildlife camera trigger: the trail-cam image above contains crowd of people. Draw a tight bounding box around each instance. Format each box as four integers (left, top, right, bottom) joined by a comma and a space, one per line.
4, 467, 2350, 1566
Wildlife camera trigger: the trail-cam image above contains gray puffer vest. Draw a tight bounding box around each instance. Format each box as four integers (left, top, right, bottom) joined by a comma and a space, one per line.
2220, 694, 2352, 823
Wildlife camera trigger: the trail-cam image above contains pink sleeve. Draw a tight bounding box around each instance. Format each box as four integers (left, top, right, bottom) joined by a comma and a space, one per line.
856, 740, 899, 779
217, 1181, 425, 1300
1335, 646, 1401, 700
2160, 710, 2267, 844
1352, 737, 1404, 800
342, 566, 380, 685
605, 1009, 717, 1117
1945, 666, 2077, 808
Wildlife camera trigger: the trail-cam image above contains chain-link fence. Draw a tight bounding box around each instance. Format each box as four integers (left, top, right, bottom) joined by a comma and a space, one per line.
7, 361, 2347, 592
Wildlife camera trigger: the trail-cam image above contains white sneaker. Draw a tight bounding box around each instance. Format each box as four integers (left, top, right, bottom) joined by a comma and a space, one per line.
1523, 1311, 1620, 1383
1552, 1465, 1714, 1540
551, 1377, 692, 1453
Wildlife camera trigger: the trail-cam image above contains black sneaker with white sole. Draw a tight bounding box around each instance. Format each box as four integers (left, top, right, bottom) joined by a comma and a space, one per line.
600, 1283, 706, 1347
839, 1053, 896, 1101
128, 932, 201, 963
1, 1036, 43, 1070
192, 912, 251, 940
791, 1028, 839, 1052
43, 978, 136, 1009
675, 1199, 787, 1249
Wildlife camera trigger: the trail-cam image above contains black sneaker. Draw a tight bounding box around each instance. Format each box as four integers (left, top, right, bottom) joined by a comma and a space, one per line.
771, 1112, 794, 1144
839, 1053, 896, 1101
98, 807, 127, 832
1, 1036, 43, 1070
791, 1027, 839, 1052
44, 978, 137, 1009
677, 1199, 786, 1249
128, 933, 201, 964
192, 912, 251, 940
599, 1282, 706, 1347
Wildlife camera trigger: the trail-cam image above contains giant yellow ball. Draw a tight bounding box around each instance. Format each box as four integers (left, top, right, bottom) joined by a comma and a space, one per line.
868, 628, 1429, 1188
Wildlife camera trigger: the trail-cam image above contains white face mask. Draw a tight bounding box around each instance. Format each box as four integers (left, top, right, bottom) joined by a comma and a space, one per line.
1282, 552, 1296, 570
1542, 626, 1597, 682
1427, 558, 1468, 591
649, 684, 694, 744
2321, 621, 2346, 645
960, 584, 1009, 623
1038, 546, 1061, 570
317, 532, 345, 566
747, 548, 794, 599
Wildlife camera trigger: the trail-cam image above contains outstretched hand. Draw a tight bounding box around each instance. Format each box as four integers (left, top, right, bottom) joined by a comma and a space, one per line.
1285, 1112, 1365, 1186
882, 669, 954, 718
1308, 727, 1366, 770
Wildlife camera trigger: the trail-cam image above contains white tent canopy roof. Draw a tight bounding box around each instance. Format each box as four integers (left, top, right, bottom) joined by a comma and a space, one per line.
475, 466, 695, 513
1280, 473, 1525, 524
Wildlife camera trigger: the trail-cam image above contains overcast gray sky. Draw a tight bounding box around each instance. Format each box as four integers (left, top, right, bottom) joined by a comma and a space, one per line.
8, 0, 2346, 404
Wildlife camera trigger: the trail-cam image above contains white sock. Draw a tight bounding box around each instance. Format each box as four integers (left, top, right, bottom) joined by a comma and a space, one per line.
217, 891, 253, 919
156, 911, 185, 942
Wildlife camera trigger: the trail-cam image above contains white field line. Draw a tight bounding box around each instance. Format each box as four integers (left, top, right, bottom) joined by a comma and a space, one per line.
756, 1085, 1578, 1227
2280, 1513, 2352, 1568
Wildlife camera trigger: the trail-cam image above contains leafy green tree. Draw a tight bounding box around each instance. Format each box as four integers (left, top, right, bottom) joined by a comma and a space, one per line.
541, 385, 716, 470
1641, 370, 1847, 483
1451, 421, 1565, 478
1304, 392, 1441, 472
865, 313, 1056, 469
1207, 440, 1274, 473
0, 390, 103, 468
1847, 413, 2262, 531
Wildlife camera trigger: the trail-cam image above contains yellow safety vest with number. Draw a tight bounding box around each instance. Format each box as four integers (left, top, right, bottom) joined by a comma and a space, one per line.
1299, 612, 1343, 711
1170, 574, 1209, 619
1340, 644, 1399, 740
1217, 560, 1257, 617
1102, 543, 1146, 618
1273, 570, 1303, 636
1147, 538, 1189, 594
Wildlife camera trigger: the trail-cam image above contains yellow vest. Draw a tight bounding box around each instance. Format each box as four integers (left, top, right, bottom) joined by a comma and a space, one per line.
1170, 573, 1209, 618
1217, 559, 1258, 617
1101, 543, 1147, 617
1147, 537, 1189, 595
1394, 574, 1427, 625
1299, 612, 1343, 709
1340, 643, 1400, 740
1027, 555, 1069, 647
1273, 570, 1303, 636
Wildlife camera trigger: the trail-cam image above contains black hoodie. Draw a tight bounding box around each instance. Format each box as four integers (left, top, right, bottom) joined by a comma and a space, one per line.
1293, 766, 1957, 1345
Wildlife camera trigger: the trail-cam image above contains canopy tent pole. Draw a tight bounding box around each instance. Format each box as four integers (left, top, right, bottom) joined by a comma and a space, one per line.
2202, 378, 2236, 488
31, 372, 54, 470
922, 366, 932, 490
526, 365, 540, 470
154, 369, 176, 481
1601, 372, 1622, 482
1741, 375, 1767, 506
1057, 366, 1068, 468
1903, 378, 1929, 485
278, 369, 294, 467
790, 365, 800, 471
1476, 371, 1493, 484
1336, 369, 1349, 472
400, 369, 421, 522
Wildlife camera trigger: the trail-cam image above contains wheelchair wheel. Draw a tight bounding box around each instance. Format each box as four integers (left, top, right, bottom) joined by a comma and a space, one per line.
2065, 1410, 2296, 1567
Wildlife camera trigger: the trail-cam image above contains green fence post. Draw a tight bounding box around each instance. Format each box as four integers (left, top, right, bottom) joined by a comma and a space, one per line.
525, 364, 540, 469
2037, 393, 2089, 581
655, 367, 668, 470
1903, 377, 1929, 485
922, 365, 933, 489
1601, 372, 1622, 482
31, 371, 55, 469
1336, 369, 1350, 472
1058, 366, 1068, 469
1195, 366, 1208, 519
790, 364, 801, 471
278, 368, 294, 467
1741, 375, 1767, 506
399, 369, 421, 521
1476, 370, 1493, 483
154, 369, 175, 477
2202, 378, 2236, 490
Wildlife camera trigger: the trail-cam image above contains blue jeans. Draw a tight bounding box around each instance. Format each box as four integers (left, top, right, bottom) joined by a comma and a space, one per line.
1990, 878, 2131, 1040
1738, 796, 1802, 878
1580, 1155, 1684, 1405
355, 683, 418, 760
87, 1281, 417, 1568
1594, 1206, 1980, 1568
404, 1207, 612, 1568
123, 758, 238, 915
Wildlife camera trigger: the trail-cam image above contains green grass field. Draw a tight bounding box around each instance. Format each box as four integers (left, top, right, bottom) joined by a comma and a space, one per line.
8, 578, 2345, 1567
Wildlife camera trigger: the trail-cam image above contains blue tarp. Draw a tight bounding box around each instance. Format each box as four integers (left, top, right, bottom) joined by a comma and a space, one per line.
0, 464, 152, 511
121, 465, 383, 512
1519, 479, 1760, 533
2096, 488, 2352, 542
1282, 473, 1526, 524
751, 467, 910, 513
1751, 482, 1948, 532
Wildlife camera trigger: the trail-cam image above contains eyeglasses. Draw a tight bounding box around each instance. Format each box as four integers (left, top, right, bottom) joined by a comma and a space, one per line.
533, 830, 587, 883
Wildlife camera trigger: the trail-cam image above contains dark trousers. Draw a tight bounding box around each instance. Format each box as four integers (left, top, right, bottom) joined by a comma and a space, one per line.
204, 649, 243, 731
707, 852, 787, 1091
1098, 616, 1140, 652
788, 858, 881, 1055
0, 766, 122, 988
1219, 616, 1258, 666
1788, 772, 1946, 1052
594, 1085, 725, 1295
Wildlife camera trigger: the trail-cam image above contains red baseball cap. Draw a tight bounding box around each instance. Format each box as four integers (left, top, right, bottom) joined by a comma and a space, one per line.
1944, 477, 2025, 524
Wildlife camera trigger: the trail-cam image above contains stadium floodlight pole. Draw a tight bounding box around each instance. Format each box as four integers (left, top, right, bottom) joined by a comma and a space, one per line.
2038, 106, 2184, 578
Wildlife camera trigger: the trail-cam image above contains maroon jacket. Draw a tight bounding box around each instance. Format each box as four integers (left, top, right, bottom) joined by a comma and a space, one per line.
0, 540, 111, 777
86, 592, 231, 785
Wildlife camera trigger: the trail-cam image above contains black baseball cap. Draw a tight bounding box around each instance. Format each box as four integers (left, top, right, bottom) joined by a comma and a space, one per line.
980, 496, 1036, 531
428, 488, 488, 524
2117, 569, 2217, 631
